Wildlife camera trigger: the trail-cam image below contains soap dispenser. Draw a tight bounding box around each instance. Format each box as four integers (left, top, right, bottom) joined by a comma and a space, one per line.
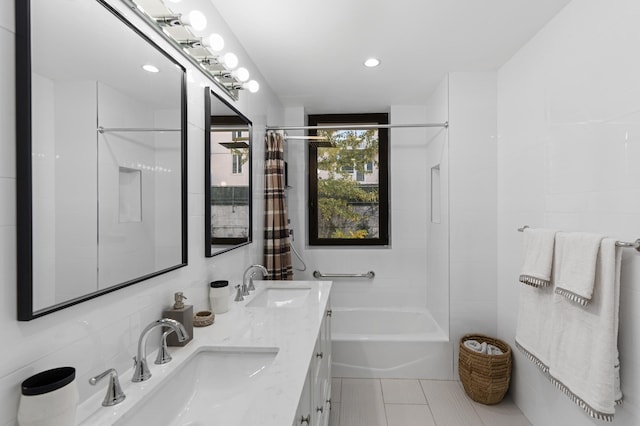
162, 292, 193, 347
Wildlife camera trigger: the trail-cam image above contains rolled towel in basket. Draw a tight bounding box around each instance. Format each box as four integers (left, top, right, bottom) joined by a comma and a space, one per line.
486, 344, 504, 355
463, 340, 486, 353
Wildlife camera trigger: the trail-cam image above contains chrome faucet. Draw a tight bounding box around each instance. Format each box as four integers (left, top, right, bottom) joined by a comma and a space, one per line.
132, 318, 188, 382
242, 264, 268, 295
89, 368, 125, 407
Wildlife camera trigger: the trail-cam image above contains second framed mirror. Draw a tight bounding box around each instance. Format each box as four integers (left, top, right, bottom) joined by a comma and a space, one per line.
204, 88, 253, 257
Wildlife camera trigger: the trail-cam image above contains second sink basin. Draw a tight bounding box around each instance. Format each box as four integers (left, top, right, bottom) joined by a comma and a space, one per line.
114, 346, 278, 426
246, 286, 311, 308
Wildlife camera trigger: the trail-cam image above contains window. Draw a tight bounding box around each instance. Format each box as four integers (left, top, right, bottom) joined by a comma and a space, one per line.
232, 153, 243, 174
308, 113, 389, 246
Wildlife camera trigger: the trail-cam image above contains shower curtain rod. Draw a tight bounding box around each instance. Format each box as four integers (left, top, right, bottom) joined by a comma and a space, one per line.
265, 122, 448, 131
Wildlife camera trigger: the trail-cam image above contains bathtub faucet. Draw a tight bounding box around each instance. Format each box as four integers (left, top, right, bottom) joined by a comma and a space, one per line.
242, 264, 268, 295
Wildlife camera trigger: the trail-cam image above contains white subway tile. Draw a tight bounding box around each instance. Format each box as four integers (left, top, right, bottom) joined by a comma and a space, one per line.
0, 29, 14, 179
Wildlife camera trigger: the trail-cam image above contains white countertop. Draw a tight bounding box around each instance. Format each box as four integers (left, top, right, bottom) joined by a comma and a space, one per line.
77, 280, 332, 425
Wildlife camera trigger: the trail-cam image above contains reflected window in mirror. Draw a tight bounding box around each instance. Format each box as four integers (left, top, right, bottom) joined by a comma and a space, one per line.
204, 88, 253, 257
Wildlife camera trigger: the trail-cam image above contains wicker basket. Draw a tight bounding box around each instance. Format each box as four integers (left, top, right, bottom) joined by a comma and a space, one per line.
459, 334, 512, 405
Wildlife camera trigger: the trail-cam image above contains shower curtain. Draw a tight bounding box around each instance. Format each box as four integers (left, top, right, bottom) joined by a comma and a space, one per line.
263, 131, 293, 280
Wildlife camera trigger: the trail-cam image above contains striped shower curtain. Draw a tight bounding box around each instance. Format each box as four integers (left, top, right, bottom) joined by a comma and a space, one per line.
263, 131, 293, 280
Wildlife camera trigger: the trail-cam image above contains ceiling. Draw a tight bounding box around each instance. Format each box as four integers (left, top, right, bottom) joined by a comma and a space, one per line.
33, 0, 182, 111
210, 0, 571, 113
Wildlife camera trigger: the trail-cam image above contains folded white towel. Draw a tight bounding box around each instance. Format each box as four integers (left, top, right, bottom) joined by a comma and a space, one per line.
554, 232, 603, 306
549, 238, 622, 421
519, 228, 557, 287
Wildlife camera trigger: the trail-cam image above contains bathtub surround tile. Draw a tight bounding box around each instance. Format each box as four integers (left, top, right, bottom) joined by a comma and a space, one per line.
380, 379, 427, 404
419, 380, 483, 426
332, 377, 342, 403
340, 379, 387, 426
384, 404, 436, 426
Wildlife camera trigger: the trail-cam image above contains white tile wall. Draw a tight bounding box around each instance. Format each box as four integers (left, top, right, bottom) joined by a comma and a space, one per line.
424, 77, 450, 333
447, 72, 498, 377
286, 105, 438, 314
0, 28, 14, 179
0, 0, 283, 424
0, 2, 13, 33
497, 0, 640, 424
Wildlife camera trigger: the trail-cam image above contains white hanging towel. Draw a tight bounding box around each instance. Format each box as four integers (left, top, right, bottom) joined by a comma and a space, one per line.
548, 238, 623, 421
554, 232, 603, 306
515, 228, 557, 371
519, 228, 557, 288
515, 283, 555, 373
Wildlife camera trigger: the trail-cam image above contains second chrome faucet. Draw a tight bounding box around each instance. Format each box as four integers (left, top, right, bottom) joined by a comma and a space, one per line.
242, 264, 268, 296
132, 318, 188, 382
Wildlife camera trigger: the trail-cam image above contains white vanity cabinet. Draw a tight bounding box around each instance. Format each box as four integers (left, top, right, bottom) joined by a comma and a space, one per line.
294, 306, 332, 426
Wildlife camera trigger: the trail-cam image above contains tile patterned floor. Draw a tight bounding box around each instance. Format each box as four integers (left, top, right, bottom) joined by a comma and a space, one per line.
330, 378, 531, 426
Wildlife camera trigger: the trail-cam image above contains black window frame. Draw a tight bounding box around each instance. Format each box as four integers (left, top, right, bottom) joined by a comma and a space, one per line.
308, 113, 389, 246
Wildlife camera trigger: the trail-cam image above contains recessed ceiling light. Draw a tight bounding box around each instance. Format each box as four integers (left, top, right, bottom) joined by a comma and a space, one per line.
142, 64, 159, 73
364, 58, 380, 68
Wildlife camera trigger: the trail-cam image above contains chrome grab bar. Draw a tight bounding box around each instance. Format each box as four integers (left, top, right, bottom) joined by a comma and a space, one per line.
313, 270, 375, 279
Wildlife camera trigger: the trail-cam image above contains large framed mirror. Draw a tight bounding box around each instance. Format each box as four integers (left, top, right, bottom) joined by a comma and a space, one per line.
16, 0, 188, 320
204, 88, 252, 257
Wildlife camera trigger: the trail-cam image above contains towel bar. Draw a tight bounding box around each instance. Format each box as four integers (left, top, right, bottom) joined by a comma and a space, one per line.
312, 270, 375, 279
517, 225, 640, 252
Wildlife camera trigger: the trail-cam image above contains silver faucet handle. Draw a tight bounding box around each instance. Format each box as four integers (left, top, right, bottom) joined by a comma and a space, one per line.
89, 368, 126, 407
241, 282, 250, 296
132, 355, 151, 383
247, 275, 256, 292
154, 330, 174, 365
234, 285, 244, 301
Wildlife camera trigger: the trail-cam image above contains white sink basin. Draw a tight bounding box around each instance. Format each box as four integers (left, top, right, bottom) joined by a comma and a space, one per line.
246, 286, 311, 308
114, 346, 278, 426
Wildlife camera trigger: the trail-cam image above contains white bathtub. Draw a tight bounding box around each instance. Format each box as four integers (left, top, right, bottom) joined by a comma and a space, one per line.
331, 308, 452, 379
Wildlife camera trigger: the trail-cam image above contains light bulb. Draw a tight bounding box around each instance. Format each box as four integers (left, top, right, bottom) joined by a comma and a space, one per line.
208, 33, 224, 52
364, 58, 380, 68
142, 64, 159, 73
244, 80, 260, 93
185, 10, 207, 31
223, 52, 238, 69
233, 67, 250, 82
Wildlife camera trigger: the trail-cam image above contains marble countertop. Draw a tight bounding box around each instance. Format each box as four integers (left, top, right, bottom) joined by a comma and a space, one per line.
77, 280, 332, 425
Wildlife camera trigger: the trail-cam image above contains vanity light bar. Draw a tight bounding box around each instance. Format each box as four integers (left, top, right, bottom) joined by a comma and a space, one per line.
123, 0, 259, 100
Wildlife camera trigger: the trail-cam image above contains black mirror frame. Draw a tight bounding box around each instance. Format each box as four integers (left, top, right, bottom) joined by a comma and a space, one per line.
15, 0, 188, 321
204, 87, 253, 257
